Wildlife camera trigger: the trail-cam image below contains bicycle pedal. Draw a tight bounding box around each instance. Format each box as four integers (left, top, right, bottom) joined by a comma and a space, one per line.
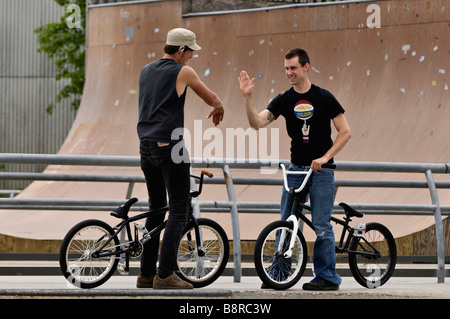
117, 262, 129, 276
354, 222, 366, 237
134, 222, 148, 234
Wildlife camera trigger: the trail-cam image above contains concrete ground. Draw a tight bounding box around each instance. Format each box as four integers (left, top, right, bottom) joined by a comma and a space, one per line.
0, 274, 448, 299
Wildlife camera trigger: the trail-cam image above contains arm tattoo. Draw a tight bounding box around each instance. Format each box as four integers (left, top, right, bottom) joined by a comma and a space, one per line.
267, 111, 275, 123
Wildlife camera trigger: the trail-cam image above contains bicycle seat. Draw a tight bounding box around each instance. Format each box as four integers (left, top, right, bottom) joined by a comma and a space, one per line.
110, 197, 138, 219
339, 202, 364, 218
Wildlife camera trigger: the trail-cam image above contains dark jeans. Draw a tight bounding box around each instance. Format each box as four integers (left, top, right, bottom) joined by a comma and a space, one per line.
139, 139, 191, 278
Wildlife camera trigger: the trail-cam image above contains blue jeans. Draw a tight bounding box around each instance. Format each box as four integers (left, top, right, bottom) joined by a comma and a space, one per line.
139, 139, 191, 279
280, 164, 342, 285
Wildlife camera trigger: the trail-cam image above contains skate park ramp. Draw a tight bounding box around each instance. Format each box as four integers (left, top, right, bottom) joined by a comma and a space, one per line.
0, 0, 449, 252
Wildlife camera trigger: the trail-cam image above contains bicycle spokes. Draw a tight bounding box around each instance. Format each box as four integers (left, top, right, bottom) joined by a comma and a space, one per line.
178, 225, 225, 281
255, 222, 307, 289
348, 223, 397, 288
61, 221, 120, 288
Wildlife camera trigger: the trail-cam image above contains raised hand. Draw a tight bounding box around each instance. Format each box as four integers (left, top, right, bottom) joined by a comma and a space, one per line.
238, 70, 255, 97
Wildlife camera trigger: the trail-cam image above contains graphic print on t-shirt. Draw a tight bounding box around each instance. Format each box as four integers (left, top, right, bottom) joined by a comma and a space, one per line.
293, 100, 314, 143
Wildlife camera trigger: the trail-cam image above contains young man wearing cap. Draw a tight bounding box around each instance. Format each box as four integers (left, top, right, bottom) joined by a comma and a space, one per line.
137, 28, 224, 289
238, 48, 351, 290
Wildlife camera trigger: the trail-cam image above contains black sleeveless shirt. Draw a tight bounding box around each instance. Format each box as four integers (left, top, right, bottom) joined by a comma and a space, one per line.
137, 59, 187, 142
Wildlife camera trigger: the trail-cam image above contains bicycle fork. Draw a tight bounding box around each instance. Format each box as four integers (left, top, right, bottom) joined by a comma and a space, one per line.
278, 215, 299, 258
185, 218, 210, 278
191, 218, 205, 257
278, 196, 307, 258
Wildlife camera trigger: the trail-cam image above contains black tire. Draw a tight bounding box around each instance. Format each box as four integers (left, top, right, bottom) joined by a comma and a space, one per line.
254, 220, 308, 290
348, 222, 397, 288
177, 218, 229, 288
59, 219, 120, 289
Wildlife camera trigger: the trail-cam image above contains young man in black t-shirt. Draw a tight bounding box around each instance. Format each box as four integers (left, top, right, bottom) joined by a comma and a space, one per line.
238, 48, 351, 290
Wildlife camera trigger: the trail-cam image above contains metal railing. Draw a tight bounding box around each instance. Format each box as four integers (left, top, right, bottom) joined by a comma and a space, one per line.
0, 153, 449, 283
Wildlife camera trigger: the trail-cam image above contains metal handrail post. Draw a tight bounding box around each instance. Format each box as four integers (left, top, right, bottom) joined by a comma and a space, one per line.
223, 164, 241, 282
425, 169, 446, 283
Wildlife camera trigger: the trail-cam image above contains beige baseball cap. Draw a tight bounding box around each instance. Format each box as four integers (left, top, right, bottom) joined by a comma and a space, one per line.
166, 28, 202, 51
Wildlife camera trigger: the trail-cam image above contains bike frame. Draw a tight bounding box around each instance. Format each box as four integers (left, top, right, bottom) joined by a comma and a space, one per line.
279, 164, 381, 259
90, 172, 211, 264
278, 163, 314, 258
91, 207, 168, 259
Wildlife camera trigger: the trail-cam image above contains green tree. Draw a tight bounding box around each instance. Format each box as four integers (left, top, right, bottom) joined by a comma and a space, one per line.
34, 0, 86, 114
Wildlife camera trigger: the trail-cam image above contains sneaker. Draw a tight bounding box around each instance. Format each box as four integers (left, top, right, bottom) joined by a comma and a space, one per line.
153, 273, 193, 289
302, 277, 339, 291
136, 274, 154, 288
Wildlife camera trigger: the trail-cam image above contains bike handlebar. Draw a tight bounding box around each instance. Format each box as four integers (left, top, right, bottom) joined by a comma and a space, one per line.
200, 170, 214, 178
189, 170, 214, 198
280, 163, 336, 194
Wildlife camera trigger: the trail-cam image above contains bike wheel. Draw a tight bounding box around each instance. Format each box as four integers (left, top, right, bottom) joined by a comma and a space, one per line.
59, 219, 120, 289
254, 220, 308, 290
177, 218, 229, 288
348, 222, 397, 288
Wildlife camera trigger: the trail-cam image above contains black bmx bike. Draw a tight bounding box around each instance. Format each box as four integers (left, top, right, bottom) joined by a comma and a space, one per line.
59, 170, 229, 289
254, 163, 397, 290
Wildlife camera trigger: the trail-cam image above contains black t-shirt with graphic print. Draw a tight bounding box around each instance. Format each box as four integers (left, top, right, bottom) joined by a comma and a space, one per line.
267, 84, 345, 166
